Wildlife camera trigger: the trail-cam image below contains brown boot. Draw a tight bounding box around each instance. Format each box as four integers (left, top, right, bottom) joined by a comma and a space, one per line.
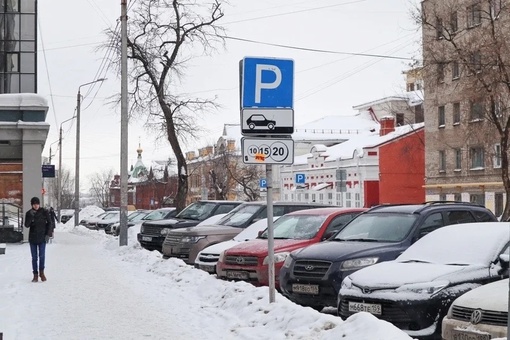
32, 273, 38, 282
39, 270, 47, 282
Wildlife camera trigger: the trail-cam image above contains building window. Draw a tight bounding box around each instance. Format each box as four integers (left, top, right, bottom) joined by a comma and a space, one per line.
439, 193, 447, 201
450, 11, 458, 32
470, 100, 484, 121
327, 193, 333, 200
453, 102, 461, 125
336, 193, 343, 207
491, 0, 501, 19
454, 193, 462, 202
415, 104, 424, 123
438, 106, 445, 127
311, 193, 316, 202
345, 192, 352, 208
454, 148, 462, 170
439, 150, 446, 172
355, 193, 361, 208
470, 51, 482, 73
396, 113, 404, 126
437, 63, 445, 83
467, 3, 482, 28
470, 147, 485, 169
495, 193, 503, 217
494, 143, 502, 168
452, 61, 460, 79
470, 194, 485, 206
436, 17, 444, 39
304, 193, 309, 200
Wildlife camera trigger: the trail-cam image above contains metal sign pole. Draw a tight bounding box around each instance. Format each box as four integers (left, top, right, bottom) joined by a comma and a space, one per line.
266, 164, 275, 303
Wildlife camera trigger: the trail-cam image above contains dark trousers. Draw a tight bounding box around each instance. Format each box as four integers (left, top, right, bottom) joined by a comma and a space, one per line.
30, 242, 46, 274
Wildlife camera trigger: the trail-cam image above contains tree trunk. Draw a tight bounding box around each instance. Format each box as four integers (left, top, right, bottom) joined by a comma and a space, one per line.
164, 114, 188, 212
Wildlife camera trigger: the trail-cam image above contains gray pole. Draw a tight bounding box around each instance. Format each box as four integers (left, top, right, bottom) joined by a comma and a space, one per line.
58, 126, 62, 222
74, 89, 81, 226
74, 79, 105, 227
266, 164, 275, 303
119, 0, 129, 246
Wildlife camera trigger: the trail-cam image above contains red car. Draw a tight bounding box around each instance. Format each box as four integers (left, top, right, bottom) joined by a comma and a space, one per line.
216, 207, 366, 288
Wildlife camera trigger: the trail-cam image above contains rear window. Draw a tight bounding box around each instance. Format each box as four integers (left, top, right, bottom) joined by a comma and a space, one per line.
334, 213, 418, 242
176, 202, 218, 221
472, 210, 496, 222
216, 204, 262, 227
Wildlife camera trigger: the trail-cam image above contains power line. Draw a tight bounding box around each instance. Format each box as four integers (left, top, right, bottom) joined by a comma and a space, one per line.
38, 18, 59, 131
224, 36, 415, 61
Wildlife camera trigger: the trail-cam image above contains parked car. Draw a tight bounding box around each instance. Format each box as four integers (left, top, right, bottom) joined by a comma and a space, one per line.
111, 208, 178, 236
106, 210, 150, 235
79, 211, 112, 229
279, 202, 497, 311
338, 222, 510, 339
95, 211, 121, 232
161, 201, 333, 264
217, 207, 366, 289
60, 209, 74, 224
441, 277, 509, 340
194, 217, 278, 274
137, 200, 242, 252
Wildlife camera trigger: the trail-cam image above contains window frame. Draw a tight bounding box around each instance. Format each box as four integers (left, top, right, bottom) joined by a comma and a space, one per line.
439, 150, 447, 172
438, 105, 446, 127
494, 143, 502, 168
467, 3, 482, 28
453, 102, 461, 125
470, 146, 485, 169
454, 148, 462, 170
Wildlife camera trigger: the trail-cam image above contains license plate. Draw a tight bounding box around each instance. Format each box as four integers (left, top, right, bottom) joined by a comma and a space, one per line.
199, 265, 215, 273
142, 236, 152, 242
452, 330, 491, 340
292, 283, 319, 295
226, 271, 249, 280
348, 302, 382, 315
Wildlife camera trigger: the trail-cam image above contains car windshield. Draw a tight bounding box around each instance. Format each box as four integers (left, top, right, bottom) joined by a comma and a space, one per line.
176, 202, 217, 221
128, 211, 148, 222
143, 209, 173, 221
333, 213, 417, 242
216, 204, 262, 227
102, 212, 119, 220
259, 215, 327, 240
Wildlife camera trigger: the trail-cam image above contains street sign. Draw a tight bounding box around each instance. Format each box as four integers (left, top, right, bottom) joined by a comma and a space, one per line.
295, 173, 306, 184
42, 164, 55, 178
241, 108, 294, 135
259, 178, 267, 192
241, 57, 294, 108
242, 137, 294, 165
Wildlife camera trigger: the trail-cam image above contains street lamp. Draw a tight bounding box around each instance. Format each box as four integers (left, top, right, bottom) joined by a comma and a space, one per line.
57, 114, 76, 222
74, 78, 106, 226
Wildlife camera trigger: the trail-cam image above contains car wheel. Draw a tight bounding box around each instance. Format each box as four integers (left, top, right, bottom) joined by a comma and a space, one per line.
267, 123, 275, 130
249, 123, 256, 129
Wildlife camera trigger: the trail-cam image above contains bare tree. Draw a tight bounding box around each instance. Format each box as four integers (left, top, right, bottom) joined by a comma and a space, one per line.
105, 0, 225, 212
418, 0, 510, 219
49, 167, 75, 209
212, 149, 263, 201
88, 169, 115, 208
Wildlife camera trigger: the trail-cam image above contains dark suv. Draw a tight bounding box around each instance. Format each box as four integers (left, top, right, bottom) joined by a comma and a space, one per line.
137, 200, 242, 251
279, 202, 497, 311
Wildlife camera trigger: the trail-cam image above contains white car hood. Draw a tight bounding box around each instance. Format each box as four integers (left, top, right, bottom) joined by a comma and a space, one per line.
350, 261, 486, 289
199, 240, 240, 255
452, 278, 508, 312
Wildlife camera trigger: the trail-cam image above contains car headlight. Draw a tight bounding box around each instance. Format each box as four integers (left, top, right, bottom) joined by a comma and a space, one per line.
282, 254, 294, 268
140, 225, 145, 233
263, 252, 290, 265
160, 228, 172, 235
396, 281, 449, 296
341, 257, 379, 270
341, 276, 352, 289
181, 236, 206, 243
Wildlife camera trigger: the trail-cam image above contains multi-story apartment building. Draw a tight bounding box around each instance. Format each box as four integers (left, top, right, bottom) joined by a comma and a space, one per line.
422, 0, 508, 217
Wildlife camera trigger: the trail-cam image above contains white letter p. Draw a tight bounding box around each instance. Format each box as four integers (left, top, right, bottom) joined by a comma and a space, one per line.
255, 64, 282, 104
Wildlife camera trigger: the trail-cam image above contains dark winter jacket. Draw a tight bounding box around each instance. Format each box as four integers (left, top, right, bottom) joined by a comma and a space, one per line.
24, 208, 53, 244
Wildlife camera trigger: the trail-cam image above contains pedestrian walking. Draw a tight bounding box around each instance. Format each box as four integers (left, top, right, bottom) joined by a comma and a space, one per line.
49, 207, 58, 226
24, 197, 53, 282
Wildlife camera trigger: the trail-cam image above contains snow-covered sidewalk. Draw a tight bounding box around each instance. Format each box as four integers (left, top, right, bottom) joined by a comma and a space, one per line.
0, 224, 413, 340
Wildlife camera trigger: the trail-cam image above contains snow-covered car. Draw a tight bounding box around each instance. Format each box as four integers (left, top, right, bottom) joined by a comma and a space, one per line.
441, 277, 509, 340
60, 209, 75, 224
79, 212, 109, 228
338, 222, 510, 339
94, 211, 121, 231
195, 213, 228, 227
194, 217, 278, 274
111, 208, 177, 236
106, 210, 151, 235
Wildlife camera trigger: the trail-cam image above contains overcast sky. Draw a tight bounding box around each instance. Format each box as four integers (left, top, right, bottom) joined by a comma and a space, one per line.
38, 0, 421, 190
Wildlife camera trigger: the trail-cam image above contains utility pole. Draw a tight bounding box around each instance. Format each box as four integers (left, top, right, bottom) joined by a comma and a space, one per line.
119, 0, 129, 246
58, 115, 76, 222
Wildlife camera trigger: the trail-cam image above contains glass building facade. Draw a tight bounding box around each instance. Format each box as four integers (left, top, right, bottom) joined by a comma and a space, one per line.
0, 0, 36, 93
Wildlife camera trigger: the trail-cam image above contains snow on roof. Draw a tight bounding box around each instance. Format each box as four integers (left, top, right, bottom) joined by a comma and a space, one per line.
291, 123, 424, 165
295, 112, 378, 133
352, 90, 424, 110
0, 93, 48, 109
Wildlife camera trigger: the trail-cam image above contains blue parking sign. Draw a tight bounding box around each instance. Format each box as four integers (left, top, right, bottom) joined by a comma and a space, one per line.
295, 173, 306, 184
259, 178, 267, 188
241, 57, 294, 108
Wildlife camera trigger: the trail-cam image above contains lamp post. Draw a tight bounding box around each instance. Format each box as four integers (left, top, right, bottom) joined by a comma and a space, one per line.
57, 115, 76, 222
74, 78, 106, 226
45, 139, 59, 208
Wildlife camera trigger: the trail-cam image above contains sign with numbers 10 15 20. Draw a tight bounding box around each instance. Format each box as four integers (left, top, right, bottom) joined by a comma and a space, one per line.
241, 138, 294, 165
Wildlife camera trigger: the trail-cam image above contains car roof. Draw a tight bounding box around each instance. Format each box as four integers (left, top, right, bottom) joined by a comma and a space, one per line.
195, 200, 243, 204
236, 201, 333, 207
366, 201, 489, 214
285, 207, 367, 216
